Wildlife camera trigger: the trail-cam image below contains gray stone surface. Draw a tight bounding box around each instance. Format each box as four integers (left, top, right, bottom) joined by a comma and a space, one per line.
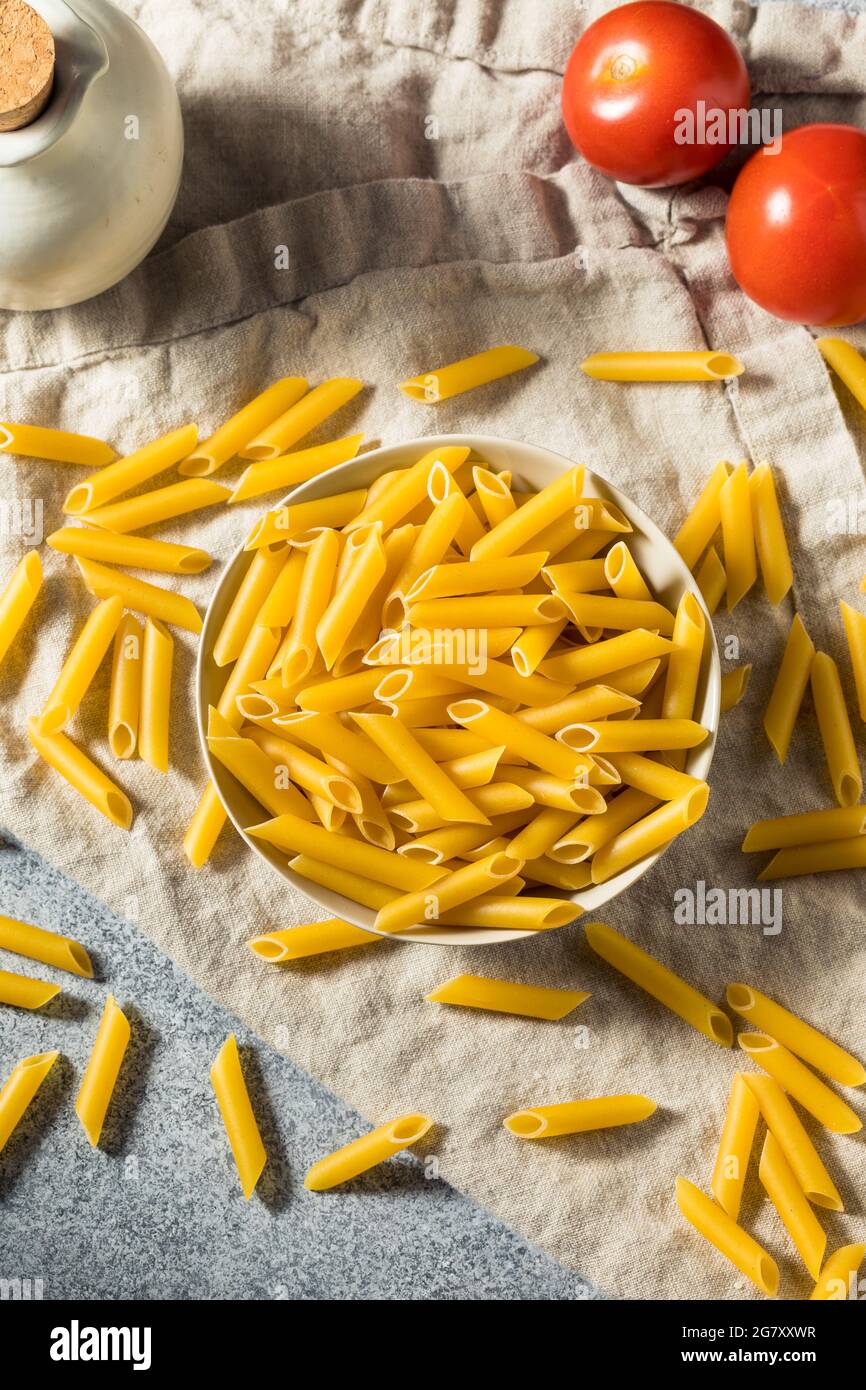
0, 836, 600, 1300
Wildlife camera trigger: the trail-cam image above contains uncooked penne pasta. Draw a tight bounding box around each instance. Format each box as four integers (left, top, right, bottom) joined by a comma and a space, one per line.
758, 834, 866, 881
726, 983, 865, 1087
63, 423, 197, 515
607, 752, 700, 801
448, 698, 590, 782
0, 421, 115, 467
662, 592, 705, 726
273, 711, 399, 784
183, 782, 227, 870
673, 462, 731, 571
581, 351, 743, 382
180, 376, 308, 477
675, 1177, 779, 1297
0, 968, 60, 1010
540, 629, 672, 684
437, 896, 581, 930
471, 466, 585, 562
249, 919, 381, 961
305, 1113, 433, 1190
280, 529, 340, 684
759, 1132, 826, 1280
749, 463, 793, 605
427, 973, 587, 1019
240, 377, 363, 460
810, 1243, 866, 1301
816, 336, 866, 413
738, 1033, 861, 1133
229, 434, 364, 504
83, 478, 232, 533
763, 613, 814, 762
561, 718, 708, 754
694, 545, 726, 615
221, 720, 317, 820
27, 718, 133, 829
742, 1073, 842, 1211
604, 540, 651, 600
719, 461, 756, 610
472, 466, 516, 528
0, 1051, 60, 1153
245, 489, 366, 550
0, 915, 92, 977
840, 600, 866, 723
0, 551, 42, 669
211, 1034, 267, 1199
811, 651, 862, 806
584, 922, 732, 1046
317, 525, 386, 670
720, 664, 751, 713
399, 346, 537, 402
352, 713, 490, 825
76, 995, 131, 1147
516, 685, 639, 732
76, 557, 202, 634
139, 619, 174, 774
376, 851, 524, 933
550, 789, 656, 863
711, 1073, 759, 1222
290, 855, 398, 910
47, 526, 212, 575
505, 1094, 656, 1138
248, 812, 444, 891
256, 549, 306, 630
407, 594, 565, 629
406, 552, 548, 602
742, 804, 866, 853
108, 613, 142, 759
213, 545, 287, 667
38, 595, 123, 734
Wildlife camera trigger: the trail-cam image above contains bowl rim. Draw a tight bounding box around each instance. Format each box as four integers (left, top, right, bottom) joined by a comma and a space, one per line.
196, 432, 721, 946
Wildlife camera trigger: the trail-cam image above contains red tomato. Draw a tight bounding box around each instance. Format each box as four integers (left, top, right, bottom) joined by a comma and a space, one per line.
726, 124, 866, 326
562, 1, 750, 187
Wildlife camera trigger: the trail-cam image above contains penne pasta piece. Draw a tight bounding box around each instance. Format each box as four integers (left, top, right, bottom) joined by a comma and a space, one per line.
662, 592, 705, 728
399, 345, 537, 402
694, 545, 726, 615
245, 490, 367, 550
280, 529, 340, 685
425, 463, 485, 554
447, 698, 591, 782
584, 922, 732, 1046
720, 664, 751, 713
0, 968, 60, 1009
375, 852, 524, 933
810, 1243, 866, 1301
427, 972, 587, 1020
592, 657, 661, 698
242, 724, 359, 810
758, 834, 866, 881
64, 423, 197, 515
727, 983, 865, 1087
738, 1033, 861, 1133
211, 1034, 267, 1199
544, 559, 608, 593
216, 624, 282, 732
840, 600, 866, 723
471, 466, 585, 562
27, 718, 133, 829
759, 1132, 827, 1280
540, 629, 672, 684
604, 541, 651, 600
229, 434, 364, 503
108, 613, 142, 759
560, 593, 676, 637
711, 1073, 759, 1222
0, 1051, 60, 1153
407, 594, 565, 629
248, 812, 444, 890
675, 1177, 779, 1297
47, 526, 212, 575
290, 855, 398, 910
520, 858, 593, 890
84, 478, 231, 533
389, 782, 531, 833
581, 351, 743, 382
75, 558, 202, 634
505, 1094, 656, 1138
305, 1112, 433, 1190
607, 752, 701, 801
742, 804, 866, 853
256, 549, 305, 631
493, 765, 607, 813
816, 336, 866, 412
508, 806, 581, 861
516, 685, 639, 732
350, 447, 470, 538
240, 377, 363, 460
249, 919, 381, 961
560, 718, 708, 754
180, 376, 308, 477
296, 667, 382, 714
550, 789, 657, 863
272, 710, 399, 784
352, 712, 490, 824
472, 466, 516, 528
75, 995, 130, 1146
749, 463, 793, 605
406, 553, 548, 602
238, 725, 320, 819
763, 614, 814, 762
0, 550, 42, 669
0, 915, 92, 977
0, 422, 115, 467
720, 461, 757, 610
316, 524, 386, 670
38, 594, 124, 733
742, 1073, 843, 1211
590, 784, 709, 883
214, 546, 288, 669
183, 782, 227, 870
673, 462, 732, 571
511, 617, 567, 677
437, 896, 581, 930
811, 651, 862, 806
139, 619, 174, 774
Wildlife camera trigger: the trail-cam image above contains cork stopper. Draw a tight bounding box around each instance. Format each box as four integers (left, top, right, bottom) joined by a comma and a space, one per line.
0, 0, 55, 133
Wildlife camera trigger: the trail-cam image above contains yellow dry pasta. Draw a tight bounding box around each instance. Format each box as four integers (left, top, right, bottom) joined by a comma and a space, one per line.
719, 460, 756, 610
726, 983, 864, 1086
694, 545, 726, 615
248, 919, 381, 961
590, 784, 709, 883
811, 650, 861, 806
179, 376, 308, 477
810, 1243, 865, 1301
27, 718, 133, 829
0, 551, 42, 669
584, 922, 732, 1046
317, 524, 386, 670
840, 599, 866, 722
245, 489, 366, 550
305, 1113, 433, 1190
427, 973, 587, 1020
662, 592, 705, 723
471, 467, 585, 562
0, 915, 92, 976
84, 478, 232, 533
108, 613, 142, 759
673, 462, 731, 571
742, 804, 866, 853
749, 462, 793, 605
271, 711, 399, 784
352, 713, 491, 825
47, 526, 212, 575
720, 664, 751, 713
139, 618, 174, 774
247, 812, 445, 890
38, 594, 124, 734
76, 994, 131, 1147
229, 434, 364, 504
64, 422, 197, 515
447, 698, 591, 782
738, 1033, 861, 1134
406, 552, 548, 602
816, 335, 866, 412
763, 613, 814, 762
76, 557, 202, 634
516, 685, 639, 732
0, 968, 60, 1010
711, 1073, 759, 1222
580, 351, 743, 382
606, 752, 700, 801
399, 345, 537, 402
759, 1131, 826, 1280
211, 1034, 267, 1199
220, 720, 318, 820
213, 545, 288, 667
742, 1073, 842, 1211
407, 594, 565, 629
758, 834, 866, 881
604, 540, 651, 599
375, 851, 524, 933
0, 1051, 60, 1153
560, 718, 708, 754
540, 629, 672, 684
289, 856, 399, 910
183, 782, 228, 870
0, 422, 115, 467
504, 1094, 656, 1138
472, 466, 516, 528
240, 377, 363, 460
256, 549, 306, 630
675, 1177, 779, 1297
437, 896, 581, 930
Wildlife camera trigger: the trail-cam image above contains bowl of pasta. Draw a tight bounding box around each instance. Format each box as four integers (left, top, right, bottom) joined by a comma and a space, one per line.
196, 435, 720, 946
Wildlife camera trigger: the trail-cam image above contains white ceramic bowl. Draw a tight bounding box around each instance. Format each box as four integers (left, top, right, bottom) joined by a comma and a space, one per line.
196, 435, 720, 946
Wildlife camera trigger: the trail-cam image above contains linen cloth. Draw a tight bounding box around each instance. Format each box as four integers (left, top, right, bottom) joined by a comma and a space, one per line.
1, 0, 865, 1298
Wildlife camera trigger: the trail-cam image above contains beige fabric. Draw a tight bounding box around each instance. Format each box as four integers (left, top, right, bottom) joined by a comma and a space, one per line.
2, 0, 865, 1298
